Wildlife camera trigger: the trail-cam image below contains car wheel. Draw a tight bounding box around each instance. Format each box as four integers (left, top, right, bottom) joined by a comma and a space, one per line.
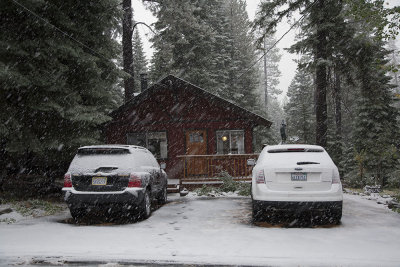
70, 207, 84, 221
331, 209, 342, 225
139, 189, 152, 220
157, 186, 167, 205
252, 201, 263, 223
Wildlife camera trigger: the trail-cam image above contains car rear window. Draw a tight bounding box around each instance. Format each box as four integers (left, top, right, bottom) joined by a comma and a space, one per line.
258, 148, 333, 167
69, 148, 136, 173
77, 148, 130, 155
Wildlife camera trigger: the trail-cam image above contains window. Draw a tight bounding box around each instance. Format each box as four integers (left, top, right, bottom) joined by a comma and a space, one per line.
189, 132, 204, 143
127, 132, 168, 159
216, 130, 244, 154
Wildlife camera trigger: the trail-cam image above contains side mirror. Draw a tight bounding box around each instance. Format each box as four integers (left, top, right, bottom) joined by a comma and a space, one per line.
160, 162, 166, 170
247, 159, 256, 166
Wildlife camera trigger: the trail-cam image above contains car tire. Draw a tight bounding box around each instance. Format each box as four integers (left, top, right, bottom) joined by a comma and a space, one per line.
157, 186, 167, 205
252, 201, 263, 223
331, 209, 342, 225
70, 207, 83, 221
139, 189, 152, 220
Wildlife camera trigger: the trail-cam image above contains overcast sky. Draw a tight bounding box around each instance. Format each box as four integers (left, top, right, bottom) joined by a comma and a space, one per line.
132, 0, 399, 103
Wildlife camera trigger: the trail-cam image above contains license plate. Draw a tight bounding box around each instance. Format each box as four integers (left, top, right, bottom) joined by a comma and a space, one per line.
92, 177, 107, 185
291, 172, 307, 181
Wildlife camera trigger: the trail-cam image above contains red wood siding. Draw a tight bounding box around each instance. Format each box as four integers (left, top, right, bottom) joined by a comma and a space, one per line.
106, 83, 261, 179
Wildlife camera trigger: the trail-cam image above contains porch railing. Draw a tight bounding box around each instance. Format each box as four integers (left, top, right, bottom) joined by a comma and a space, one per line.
177, 154, 258, 179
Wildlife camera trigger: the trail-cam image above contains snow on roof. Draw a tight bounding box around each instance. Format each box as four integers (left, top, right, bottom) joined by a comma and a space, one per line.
160, 75, 269, 123
110, 75, 272, 127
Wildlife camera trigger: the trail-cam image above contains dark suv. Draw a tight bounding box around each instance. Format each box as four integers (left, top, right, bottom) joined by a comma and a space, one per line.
62, 145, 168, 221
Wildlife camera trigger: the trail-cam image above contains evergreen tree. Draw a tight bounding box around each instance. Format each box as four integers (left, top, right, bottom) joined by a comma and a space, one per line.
262, 35, 282, 104
148, 0, 216, 89
148, 0, 261, 112
284, 68, 316, 144
351, 37, 399, 187
264, 97, 285, 143
123, 0, 135, 101
221, 0, 260, 111
0, 0, 122, 174
132, 30, 148, 92
255, 0, 353, 147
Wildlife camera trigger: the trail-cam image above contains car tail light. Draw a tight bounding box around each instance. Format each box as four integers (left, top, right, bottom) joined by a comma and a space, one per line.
128, 173, 142, 187
332, 175, 341, 184
332, 171, 341, 184
256, 170, 265, 184
64, 173, 72, 188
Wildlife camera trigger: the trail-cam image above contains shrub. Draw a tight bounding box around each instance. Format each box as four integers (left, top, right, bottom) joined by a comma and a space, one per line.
195, 185, 214, 196
218, 171, 250, 196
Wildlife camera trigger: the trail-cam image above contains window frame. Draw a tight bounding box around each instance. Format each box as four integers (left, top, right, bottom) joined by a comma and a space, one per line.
215, 129, 245, 155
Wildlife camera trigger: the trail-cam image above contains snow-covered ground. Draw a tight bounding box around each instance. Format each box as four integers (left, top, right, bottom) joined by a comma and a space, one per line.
1, 193, 400, 266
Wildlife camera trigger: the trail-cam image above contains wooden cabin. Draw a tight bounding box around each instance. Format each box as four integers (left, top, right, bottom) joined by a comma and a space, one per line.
105, 75, 271, 187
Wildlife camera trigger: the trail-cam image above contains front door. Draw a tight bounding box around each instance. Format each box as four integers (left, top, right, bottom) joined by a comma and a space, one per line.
185, 130, 207, 176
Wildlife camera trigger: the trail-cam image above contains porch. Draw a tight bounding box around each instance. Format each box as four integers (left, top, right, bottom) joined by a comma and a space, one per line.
174, 154, 258, 190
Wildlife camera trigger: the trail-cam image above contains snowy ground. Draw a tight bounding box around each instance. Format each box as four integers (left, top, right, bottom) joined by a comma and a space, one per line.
1, 193, 400, 266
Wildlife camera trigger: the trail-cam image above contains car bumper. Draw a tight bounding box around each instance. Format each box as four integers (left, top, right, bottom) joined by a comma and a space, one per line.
252, 183, 343, 202
62, 187, 145, 209
253, 200, 342, 213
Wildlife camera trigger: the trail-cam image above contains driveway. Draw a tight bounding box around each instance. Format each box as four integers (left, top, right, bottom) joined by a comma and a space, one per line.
1, 194, 400, 266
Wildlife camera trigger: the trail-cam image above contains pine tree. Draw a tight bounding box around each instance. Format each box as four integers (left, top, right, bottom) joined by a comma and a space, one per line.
256, 31, 282, 112
123, 0, 135, 101
0, 0, 122, 174
351, 37, 399, 187
221, 0, 260, 111
148, 0, 216, 89
132, 30, 148, 92
148, 0, 261, 112
284, 68, 316, 144
255, 0, 347, 147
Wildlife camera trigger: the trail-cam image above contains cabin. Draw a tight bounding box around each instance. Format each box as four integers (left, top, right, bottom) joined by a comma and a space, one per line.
105, 75, 271, 188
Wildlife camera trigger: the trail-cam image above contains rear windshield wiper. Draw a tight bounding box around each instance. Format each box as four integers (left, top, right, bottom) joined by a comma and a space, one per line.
297, 162, 320, 165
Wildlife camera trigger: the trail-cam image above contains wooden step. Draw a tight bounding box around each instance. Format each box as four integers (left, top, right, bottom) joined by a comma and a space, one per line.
167, 179, 180, 193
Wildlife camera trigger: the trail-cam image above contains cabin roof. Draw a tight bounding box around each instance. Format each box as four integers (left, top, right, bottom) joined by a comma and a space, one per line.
111, 75, 272, 127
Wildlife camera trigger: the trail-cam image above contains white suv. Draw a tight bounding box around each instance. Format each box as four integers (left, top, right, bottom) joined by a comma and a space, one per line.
249, 144, 343, 224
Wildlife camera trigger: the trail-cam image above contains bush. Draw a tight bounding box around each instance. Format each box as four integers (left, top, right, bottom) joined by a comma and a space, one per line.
219, 171, 238, 192
194, 171, 251, 196
344, 170, 375, 188
195, 184, 214, 196
386, 168, 400, 189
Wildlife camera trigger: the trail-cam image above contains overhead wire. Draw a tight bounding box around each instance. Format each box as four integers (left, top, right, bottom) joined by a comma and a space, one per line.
11, 0, 156, 79
12, 0, 320, 82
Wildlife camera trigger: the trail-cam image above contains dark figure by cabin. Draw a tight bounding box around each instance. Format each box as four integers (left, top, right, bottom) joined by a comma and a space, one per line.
280, 120, 287, 144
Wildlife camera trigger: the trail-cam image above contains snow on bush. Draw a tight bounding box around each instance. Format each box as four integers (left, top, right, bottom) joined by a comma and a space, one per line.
195, 171, 250, 197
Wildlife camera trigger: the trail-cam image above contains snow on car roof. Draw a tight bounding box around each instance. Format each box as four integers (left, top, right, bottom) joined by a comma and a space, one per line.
78, 144, 146, 150
265, 144, 325, 152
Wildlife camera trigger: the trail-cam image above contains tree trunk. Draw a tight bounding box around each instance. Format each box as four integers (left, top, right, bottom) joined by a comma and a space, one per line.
263, 37, 268, 113
314, 0, 328, 147
334, 69, 342, 138
334, 67, 343, 175
123, 0, 134, 102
